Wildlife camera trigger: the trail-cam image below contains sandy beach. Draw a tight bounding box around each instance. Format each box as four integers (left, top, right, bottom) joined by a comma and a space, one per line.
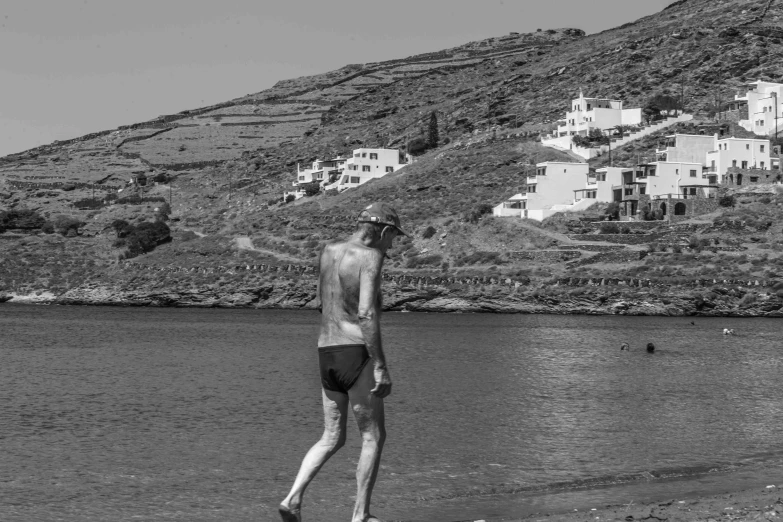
495, 484, 783, 522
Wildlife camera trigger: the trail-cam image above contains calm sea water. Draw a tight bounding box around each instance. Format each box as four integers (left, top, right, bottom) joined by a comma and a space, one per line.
1, 304, 782, 522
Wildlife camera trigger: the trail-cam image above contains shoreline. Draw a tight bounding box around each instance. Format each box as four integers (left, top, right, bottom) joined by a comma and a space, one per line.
2, 295, 783, 318
511, 483, 783, 522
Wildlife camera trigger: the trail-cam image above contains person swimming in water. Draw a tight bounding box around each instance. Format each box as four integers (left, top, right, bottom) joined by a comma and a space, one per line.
646, 342, 655, 353
620, 342, 629, 351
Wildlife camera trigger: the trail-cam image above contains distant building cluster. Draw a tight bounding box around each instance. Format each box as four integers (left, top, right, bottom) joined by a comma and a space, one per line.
285, 148, 412, 200
495, 83, 783, 222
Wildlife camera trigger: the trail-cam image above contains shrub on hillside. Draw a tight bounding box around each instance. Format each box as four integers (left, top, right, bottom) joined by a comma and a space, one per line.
406, 137, 428, 156
285, 194, 296, 203
599, 222, 620, 234
463, 203, 493, 223
719, 194, 736, 208
111, 219, 134, 238
422, 226, 437, 239
604, 202, 620, 221
118, 221, 171, 259
52, 215, 84, 236
0, 209, 46, 231
301, 182, 321, 197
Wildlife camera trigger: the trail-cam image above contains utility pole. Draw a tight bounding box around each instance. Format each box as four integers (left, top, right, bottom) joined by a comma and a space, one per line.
717, 65, 723, 122
680, 71, 686, 114
774, 91, 779, 141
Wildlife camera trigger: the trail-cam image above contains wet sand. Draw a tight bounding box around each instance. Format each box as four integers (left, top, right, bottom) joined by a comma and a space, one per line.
490, 484, 783, 522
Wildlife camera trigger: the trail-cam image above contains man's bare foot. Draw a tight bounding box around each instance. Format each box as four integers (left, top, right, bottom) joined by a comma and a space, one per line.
278, 502, 301, 522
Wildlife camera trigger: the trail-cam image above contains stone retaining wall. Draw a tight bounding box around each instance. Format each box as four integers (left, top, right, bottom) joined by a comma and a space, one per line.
119, 262, 774, 290
509, 250, 582, 262
567, 233, 666, 244
567, 249, 648, 267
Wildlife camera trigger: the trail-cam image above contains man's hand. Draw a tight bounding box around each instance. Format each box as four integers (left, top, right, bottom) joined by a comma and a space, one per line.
371, 365, 392, 398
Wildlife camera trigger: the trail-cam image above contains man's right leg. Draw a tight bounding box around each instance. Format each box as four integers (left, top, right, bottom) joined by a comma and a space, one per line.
348, 362, 386, 522
280, 388, 348, 522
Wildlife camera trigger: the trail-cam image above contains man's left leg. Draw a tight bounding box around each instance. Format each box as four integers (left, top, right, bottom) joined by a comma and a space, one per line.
347, 362, 386, 522
280, 388, 349, 521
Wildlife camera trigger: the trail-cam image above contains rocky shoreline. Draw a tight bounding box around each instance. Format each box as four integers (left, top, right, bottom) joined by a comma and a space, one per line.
3, 280, 783, 317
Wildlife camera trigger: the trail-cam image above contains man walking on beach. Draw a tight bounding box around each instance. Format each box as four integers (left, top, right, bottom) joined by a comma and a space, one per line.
279, 202, 406, 522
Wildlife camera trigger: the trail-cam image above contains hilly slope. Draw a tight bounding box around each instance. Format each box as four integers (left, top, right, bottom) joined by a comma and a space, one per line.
3, 0, 783, 316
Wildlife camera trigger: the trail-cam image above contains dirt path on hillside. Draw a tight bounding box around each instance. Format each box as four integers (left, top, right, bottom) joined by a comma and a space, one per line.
234, 236, 302, 262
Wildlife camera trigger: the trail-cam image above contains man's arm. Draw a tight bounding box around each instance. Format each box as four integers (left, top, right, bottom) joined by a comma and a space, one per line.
357, 248, 391, 398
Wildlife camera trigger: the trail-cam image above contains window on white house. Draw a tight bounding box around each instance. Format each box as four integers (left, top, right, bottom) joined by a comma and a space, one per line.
362, 153, 367, 158
732, 160, 737, 167
385, 167, 393, 173
751, 176, 759, 182
690, 169, 697, 177
761, 161, 765, 169
742, 161, 748, 169
299, 176, 305, 181
746, 144, 750, 150
354, 154, 360, 158
362, 165, 371, 172
370, 153, 378, 160
689, 188, 697, 195
640, 186, 646, 195
761, 145, 765, 152
527, 185, 536, 193
350, 176, 360, 184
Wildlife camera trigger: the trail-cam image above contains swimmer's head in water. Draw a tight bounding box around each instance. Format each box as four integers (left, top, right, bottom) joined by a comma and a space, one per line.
646, 342, 655, 353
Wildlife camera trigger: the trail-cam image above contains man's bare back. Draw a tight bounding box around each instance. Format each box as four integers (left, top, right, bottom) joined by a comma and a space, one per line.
317, 240, 383, 348
280, 202, 406, 522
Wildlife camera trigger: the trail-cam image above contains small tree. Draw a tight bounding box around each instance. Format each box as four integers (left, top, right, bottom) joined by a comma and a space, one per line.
285, 194, 296, 203
301, 182, 321, 197
464, 203, 493, 224
406, 137, 428, 156
604, 202, 620, 221
718, 194, 736, 208
53, 215, 84, 236
428, 111, 439, 149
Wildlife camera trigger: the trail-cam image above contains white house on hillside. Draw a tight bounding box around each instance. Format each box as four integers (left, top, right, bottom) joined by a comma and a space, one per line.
493, 161, 589, 221
573, 167, 625, 205
736, 81, 783, 137
705, 137, 771, 183
556, 90, 642, 137
336, 148, 411, 192
656, 133, 716, 164
285, 147, 410, 199
294, 157, 347, 187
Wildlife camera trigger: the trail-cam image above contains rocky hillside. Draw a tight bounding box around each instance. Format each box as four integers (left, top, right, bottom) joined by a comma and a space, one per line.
3, 0, 783, 315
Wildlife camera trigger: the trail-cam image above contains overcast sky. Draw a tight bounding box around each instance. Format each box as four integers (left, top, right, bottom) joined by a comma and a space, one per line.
0, 0, 673, 157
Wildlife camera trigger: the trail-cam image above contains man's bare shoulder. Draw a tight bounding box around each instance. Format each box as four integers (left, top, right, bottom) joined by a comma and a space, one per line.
322, 240, 382, 265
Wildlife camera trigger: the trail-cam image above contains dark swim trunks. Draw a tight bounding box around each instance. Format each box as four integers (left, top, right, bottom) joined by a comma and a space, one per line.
318, 344, 371, 394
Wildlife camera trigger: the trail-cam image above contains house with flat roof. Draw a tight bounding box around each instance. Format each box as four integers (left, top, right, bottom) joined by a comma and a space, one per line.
493, 162, 589, 221
735, 81, 783, 137
705, 137, 771, 184
285, 147, 411, 199
556, 90, 642, 138
574, 167, 625, 205
656, 133, 716, 164
336, 148, 411, 192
